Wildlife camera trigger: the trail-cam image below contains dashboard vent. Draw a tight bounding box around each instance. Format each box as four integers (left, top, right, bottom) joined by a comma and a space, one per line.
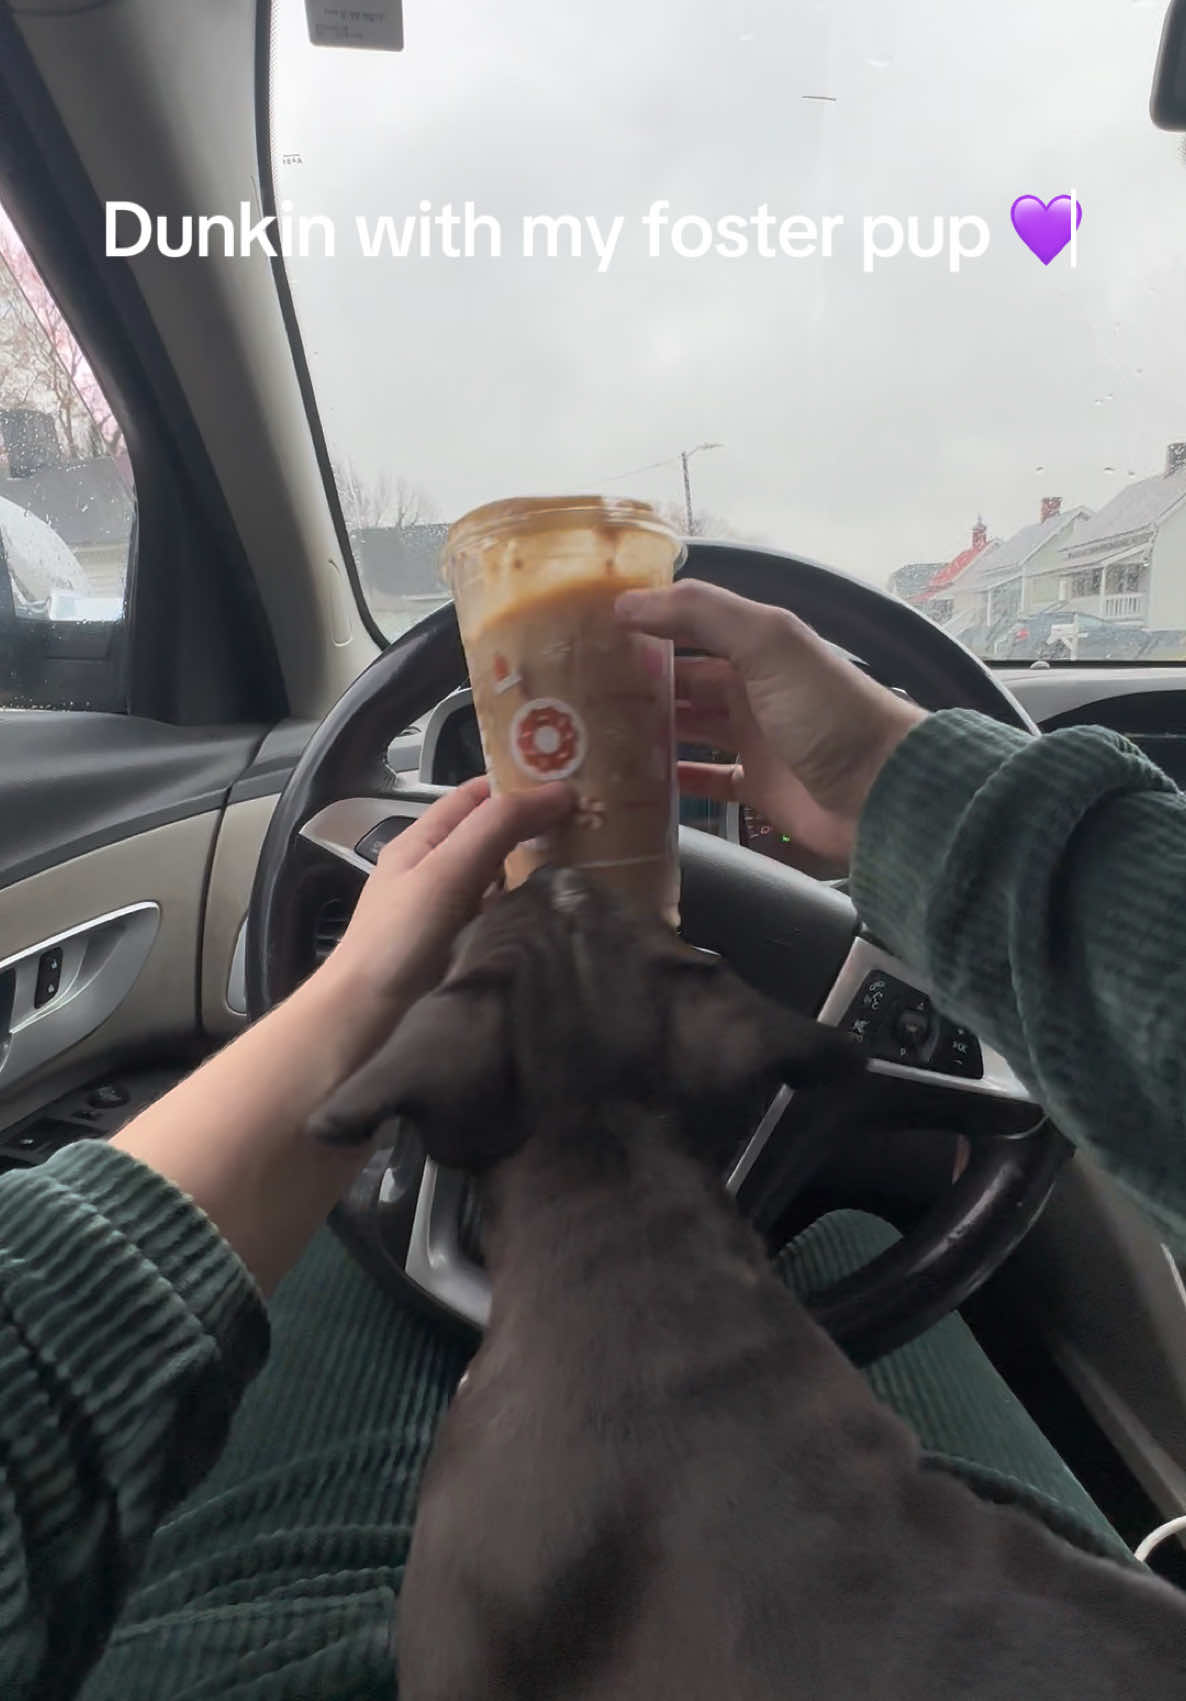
312, 897, 351, 965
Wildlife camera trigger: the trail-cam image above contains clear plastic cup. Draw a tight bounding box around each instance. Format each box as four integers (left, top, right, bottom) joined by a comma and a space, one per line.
442, 496, 686, 925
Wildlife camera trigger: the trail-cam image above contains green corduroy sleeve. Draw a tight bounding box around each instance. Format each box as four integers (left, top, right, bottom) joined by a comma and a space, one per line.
0, 1138, 268, 1701
851, 707, 1186, 1254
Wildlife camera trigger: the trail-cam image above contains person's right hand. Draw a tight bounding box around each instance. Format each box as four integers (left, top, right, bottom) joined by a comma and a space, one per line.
615, 579, 926, 865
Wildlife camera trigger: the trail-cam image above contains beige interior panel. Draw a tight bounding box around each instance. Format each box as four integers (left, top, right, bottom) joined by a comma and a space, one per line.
201, 795, 277, 1038
0, 813, 217, 1129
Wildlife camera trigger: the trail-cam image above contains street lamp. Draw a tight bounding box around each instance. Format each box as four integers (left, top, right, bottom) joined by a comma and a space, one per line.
679, 442, 722, 534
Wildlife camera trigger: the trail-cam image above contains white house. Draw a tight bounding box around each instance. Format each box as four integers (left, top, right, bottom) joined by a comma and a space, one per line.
1039, 443, 1186, 627
956, 497, 1092, 631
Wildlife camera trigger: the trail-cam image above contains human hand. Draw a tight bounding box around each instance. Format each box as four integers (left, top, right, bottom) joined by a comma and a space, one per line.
615, 580, 925, 865
112, 778, 576, 1295
324, 776, 576, 1054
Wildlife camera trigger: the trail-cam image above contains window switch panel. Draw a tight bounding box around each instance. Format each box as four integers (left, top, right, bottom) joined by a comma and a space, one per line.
34, 948, 63, 1009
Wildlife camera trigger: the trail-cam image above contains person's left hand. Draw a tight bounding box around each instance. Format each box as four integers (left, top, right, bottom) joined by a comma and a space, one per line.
323, 776, 576, 1052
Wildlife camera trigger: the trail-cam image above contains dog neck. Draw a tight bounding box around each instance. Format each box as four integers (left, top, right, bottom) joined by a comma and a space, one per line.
469, 1100, 846, 1395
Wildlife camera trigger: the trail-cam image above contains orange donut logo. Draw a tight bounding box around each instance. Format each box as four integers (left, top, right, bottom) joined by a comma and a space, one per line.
510, 698, 587, 780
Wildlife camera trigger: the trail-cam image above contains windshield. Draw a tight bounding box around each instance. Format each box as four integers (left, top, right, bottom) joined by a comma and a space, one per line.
270, 0, 1186, 663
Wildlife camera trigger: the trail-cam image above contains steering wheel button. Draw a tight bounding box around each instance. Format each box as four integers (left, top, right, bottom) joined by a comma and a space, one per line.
894, 1007, 932, 1050
932, 1024, 984, 1079
354, 818, 415, 864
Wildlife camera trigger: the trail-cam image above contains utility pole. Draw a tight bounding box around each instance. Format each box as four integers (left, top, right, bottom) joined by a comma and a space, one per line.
601, 441, 723, 534
678, 442, 722, 534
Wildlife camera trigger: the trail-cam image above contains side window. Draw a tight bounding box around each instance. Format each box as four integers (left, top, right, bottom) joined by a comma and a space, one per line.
0, 202, 134, 710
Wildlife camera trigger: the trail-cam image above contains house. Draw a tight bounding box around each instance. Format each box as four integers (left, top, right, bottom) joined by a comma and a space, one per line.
1035, 443, 1186, 627
887, 562, 943, 608
956, 497, 1092, 635
917, 519, 993, 627
350, 522, 451, 639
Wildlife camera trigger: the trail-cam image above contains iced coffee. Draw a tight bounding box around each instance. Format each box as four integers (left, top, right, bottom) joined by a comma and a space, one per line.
442, 497, 686, 924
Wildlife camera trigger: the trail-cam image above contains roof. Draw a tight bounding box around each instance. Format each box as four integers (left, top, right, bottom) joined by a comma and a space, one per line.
1064, 541, 1149, 573
351, 522, 450, 597
888, 561, 943, 599
921, 537, 991, 598
0, 457, 133, 550
963, 505, 1091, 591
1063, 462, 1186, 553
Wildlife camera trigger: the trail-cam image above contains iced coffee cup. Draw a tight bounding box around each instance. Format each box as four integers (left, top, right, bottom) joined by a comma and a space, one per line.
442, 496, 686, 925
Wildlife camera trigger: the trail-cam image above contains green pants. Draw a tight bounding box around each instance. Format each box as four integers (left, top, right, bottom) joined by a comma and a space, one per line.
80, 1212, 1125, 1700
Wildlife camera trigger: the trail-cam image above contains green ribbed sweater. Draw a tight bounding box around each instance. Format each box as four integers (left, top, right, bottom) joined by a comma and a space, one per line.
2, 708, 1184, 1699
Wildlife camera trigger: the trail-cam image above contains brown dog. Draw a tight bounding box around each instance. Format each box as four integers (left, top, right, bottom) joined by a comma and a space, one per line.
310, 866, 1186, 1700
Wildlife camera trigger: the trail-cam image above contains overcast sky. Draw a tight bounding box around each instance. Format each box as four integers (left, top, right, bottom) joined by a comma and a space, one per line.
270, 0, 1186, 590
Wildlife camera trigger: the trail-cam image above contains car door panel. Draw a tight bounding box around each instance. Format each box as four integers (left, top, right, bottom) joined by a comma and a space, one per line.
0, 712, 296, 1132
200, 793, 278, 1039
0, 811, 216, 1117
0, 711, 266, 891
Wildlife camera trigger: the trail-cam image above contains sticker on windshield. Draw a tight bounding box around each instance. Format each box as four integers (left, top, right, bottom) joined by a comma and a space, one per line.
305, 2, 403, 51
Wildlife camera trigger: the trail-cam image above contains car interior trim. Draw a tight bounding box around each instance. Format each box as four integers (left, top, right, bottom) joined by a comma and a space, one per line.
725, 1086, 794, 1195
819, 937, 1039, 1106
298, 794, 446, 878
417, 687, 475, 786
251, 0, 390, 655
0, 5, 288, 726
0, 902, 159, 1093
404, 1159, 492, 1331
0, 715, 267, 895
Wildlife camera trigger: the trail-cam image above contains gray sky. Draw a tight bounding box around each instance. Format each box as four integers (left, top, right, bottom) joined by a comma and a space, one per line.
271, 0, 1186, 590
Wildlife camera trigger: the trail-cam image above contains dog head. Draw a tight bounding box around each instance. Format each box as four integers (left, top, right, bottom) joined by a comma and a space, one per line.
307, 866, 863, 1171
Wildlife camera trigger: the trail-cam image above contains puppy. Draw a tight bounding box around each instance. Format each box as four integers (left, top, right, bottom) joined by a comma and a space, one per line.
311, 866, 1186, 1701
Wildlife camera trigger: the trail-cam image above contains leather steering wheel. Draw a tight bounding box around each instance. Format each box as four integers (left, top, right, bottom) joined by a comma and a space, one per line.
247, 542, 1068, 1366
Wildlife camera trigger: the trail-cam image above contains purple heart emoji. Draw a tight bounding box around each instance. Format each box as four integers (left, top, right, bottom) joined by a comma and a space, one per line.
1010, 194, 1083, 266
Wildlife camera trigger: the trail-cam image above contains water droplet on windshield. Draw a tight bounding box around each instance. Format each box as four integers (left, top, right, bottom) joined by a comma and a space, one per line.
1103, 465, 1117, 474
1034, 465, 1046, 473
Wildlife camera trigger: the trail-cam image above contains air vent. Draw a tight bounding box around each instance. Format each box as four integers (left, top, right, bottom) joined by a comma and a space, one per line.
312, 897, 351, 965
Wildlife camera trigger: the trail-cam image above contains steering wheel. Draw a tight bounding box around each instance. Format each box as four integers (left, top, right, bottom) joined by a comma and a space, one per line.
247, 543, 1068, 1366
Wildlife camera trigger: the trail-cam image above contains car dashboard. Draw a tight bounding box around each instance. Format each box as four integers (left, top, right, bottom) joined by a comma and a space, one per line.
408, 664, 1186, 860
417, 687, 809, 863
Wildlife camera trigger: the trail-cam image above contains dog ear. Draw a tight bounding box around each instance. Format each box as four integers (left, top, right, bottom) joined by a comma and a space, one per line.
664, 952, 865, 1102
307, 975, 520, 1171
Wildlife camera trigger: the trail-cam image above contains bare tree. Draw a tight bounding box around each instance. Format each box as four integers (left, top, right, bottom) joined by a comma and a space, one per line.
331, 458, 438, 534
654, 500, 763, 544
0, 210, 125, 465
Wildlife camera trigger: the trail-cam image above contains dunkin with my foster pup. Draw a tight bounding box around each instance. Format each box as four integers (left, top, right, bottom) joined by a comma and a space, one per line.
310, 865, 1186, 1701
